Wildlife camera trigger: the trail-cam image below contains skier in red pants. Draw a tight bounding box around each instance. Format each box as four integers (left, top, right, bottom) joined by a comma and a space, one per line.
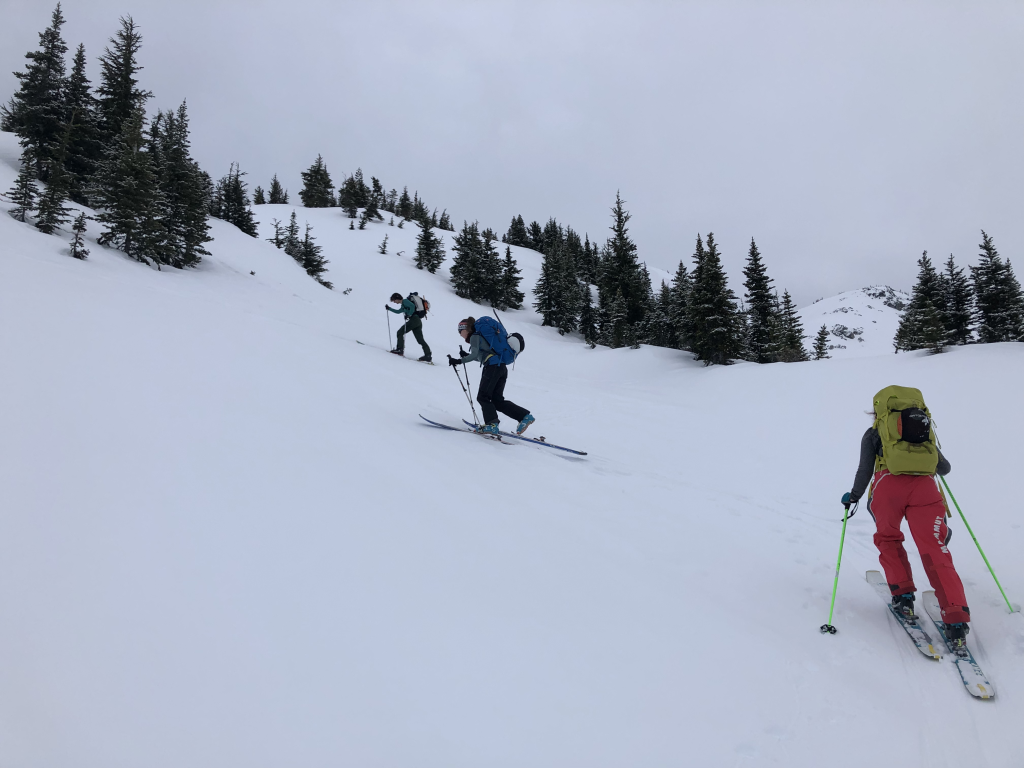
844, 392, 971, 651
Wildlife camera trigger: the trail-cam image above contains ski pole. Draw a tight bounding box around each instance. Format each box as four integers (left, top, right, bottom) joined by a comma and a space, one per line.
386, 307, 392, 351
820, 503, 853, 635
451, 347, 480, 426
939, 476, 1016, 613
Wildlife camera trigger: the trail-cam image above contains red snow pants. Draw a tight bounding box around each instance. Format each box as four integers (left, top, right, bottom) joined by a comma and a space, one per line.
870, 471, 970, 624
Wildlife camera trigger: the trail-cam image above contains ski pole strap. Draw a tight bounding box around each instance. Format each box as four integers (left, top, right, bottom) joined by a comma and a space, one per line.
939, 476, 1016, 613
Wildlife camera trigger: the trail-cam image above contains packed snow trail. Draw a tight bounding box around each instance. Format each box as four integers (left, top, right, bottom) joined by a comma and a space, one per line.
1, 133, 1022, 767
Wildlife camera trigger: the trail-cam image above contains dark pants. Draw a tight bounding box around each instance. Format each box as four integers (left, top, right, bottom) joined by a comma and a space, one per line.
396, 316, 430, 357
477, 363, 529, 426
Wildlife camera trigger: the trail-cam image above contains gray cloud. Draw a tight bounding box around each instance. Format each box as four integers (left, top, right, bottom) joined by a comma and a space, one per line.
2, 0, 1022, 303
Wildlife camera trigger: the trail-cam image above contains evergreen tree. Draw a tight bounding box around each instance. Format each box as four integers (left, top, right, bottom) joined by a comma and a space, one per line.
267, 174, 288, 204
283, 211, 301, 260
942, 253, 974, 346
504, 214, 529, 246
526, 220, 543, 251
384, 188, 398, 213
357, 211, 368, 229
970, 230, 1024, 343
95, 16, 151, 153
364, 189, 383, 221
94, 105, 164, 262
1, 4, 68, 182
34, 124, 73, 234
69, 210, 89, 259
62, 43, 102, 205
578, 234, 599, 286
378, 233, 388, 254
252, 186, 265, 205
776, 290, 809, 361
299, 154, 334, 208
605, 289, 629, 349
300, 222, 331, 287
438, 209, 453, 231
451, 221, 500, 303
396, 186, 412, 219
414, 219, 446, 273
5, 157, 38, 222
578, 282, 598, 346
351, 168, 369, 207
742, 237, 781, 363
497, 246, 524, 310
668, 259, 692, 350
210, 163, 258, 237
812, 325, 830, 360
597, 193, 647, 342
643, 282, 674, 348
687, 233, 744, 365
895, 251, 948, 352
266, 218, 285, 249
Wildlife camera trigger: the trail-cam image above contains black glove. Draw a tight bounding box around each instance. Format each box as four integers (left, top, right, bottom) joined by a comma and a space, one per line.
448, 354, 461, 367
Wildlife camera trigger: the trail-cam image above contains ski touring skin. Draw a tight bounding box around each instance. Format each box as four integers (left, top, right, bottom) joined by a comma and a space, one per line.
922, 590, 995, 699
865, 571, 942, 661
461, 420, 588, 455
419, 414, 511, 445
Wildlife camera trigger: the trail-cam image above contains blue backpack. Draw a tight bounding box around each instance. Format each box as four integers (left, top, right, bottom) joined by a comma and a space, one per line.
474, 316, 517, 365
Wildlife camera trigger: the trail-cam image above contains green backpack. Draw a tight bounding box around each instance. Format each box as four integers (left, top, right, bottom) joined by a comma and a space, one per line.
872, 385, 939, 475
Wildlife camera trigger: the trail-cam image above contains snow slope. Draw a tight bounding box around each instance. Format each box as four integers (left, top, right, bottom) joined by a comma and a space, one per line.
1, 131, 1023, 767
799, 286, 910, 359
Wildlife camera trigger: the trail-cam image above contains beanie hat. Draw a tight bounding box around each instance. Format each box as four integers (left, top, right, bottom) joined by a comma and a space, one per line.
458, 317, 475, 332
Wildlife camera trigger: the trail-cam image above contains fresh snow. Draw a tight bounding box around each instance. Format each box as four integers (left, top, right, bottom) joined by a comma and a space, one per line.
799, 285, 911, 359
1, 130, 1022, 767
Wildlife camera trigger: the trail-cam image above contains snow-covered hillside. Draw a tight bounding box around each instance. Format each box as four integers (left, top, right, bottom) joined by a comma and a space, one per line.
799, 286, 910, 358
2, 130, 1023, 767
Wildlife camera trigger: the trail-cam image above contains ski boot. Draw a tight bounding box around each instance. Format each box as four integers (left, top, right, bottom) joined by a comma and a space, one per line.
418, 354, 432, 363
389, 348, 404, 356
516, 413, 536, 435
943, 622, 970, 656
475, 422, 499, 436
891, 593, 916, 620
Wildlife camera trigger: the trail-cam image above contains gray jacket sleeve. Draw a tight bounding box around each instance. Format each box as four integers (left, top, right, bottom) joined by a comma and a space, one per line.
850, 427, 951, 501
456, 334, 491, 366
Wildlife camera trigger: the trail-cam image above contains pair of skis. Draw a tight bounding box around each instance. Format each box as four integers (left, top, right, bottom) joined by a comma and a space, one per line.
418, 415, 587, 456
866, 570, 994, 699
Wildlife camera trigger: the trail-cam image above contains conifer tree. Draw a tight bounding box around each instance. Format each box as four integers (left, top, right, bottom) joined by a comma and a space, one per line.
504, 214, 529, 246
970, 231, 1024, 343
62, 44, 102, 205
451, 221, 499, 303
776, 290, 809, 361
94, 105, 164, 262
643, 282, 674, 348
266, 218, 285, 249
283, 211, 301, 260
95, 16, 151, 153
414, 219, 446, 273
267, 174, 288, 204
299, 154, 334, 208
578, 282, 598, 346
497, 246, 524, 310
210, 163, 258, 237
578, 234, 599, 286
6, 157, 38, 222
1, 4, 68, 182
300, 222, 331, 287
605, 289, 629, 349
668, 259, 692, 350
364, 190, 383, 221
687, 233, 744, 365
34, 125, 73, 234
742, 237, 780, 363
597, 193, 647, 342
69, 211, 89, 259
438, 209, 453, 231
252, 186, 265, 205
895, 251, 948, 352
357, 211, 368, 229
378, 234, 388, 254
942, 254, 973, 346
813, 325, 831, 360
351, 168, 369, 207
396, 187, 412, 219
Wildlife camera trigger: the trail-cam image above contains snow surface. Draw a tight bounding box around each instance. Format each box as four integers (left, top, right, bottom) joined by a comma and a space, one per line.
1, 130, 1023, 767
799, 285, 911, 359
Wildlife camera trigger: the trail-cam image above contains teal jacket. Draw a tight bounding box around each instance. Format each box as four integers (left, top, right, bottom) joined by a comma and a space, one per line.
386, 298, 415, 318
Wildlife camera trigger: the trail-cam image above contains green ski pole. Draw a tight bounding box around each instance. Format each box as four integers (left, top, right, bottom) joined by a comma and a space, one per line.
820, 503, 852, 634
940, 476, 1017, 614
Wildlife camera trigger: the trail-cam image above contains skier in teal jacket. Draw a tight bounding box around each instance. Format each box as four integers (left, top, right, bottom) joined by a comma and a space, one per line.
386, 292, 431, 362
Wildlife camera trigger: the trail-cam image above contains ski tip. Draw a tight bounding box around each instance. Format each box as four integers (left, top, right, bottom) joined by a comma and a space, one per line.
971, 683, 995, 699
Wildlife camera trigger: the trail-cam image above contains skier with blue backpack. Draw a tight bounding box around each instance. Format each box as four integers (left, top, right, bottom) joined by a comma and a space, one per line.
447, 316, 534, 436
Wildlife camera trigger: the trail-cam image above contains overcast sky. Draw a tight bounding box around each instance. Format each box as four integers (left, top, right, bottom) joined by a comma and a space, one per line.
3, 0, 1022, 304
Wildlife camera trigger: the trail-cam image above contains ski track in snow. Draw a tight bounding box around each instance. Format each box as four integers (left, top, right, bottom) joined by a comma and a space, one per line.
1, 131, 1023, 767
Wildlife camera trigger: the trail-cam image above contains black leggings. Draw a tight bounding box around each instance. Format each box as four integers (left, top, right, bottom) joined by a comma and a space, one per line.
477, 364, 529, 425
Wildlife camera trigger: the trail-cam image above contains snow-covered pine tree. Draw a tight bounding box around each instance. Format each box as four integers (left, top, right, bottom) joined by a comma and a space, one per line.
605, 289, 629, 349
504, 215, 529, 246
268, 174, 288, 204
642, 282, 674, 348
451, 221, 494, 302
942, 253, 973, 346
534, 242, 580, 333
970, 231, 1024, 343
742, 237, 781, 363
687, 233, 744, 365
252, 186, 265, 205
497, 246, 525, 310
1, 4, 68, 182
812, 324, 830, 359
210, 163, 258, 237
776, 290, 808, 361
668, 259, 692, 350
299, 154, 334, 208
894, 251, 948, 352
62, 44, 102, 205
300, 222, 331, 287
283, 211, 301, 261
6, 157, 39, 222
577, 234, 599, 286
597, 193, 647, 344
94, 105, 165, 263
414, 219, 446, 273
34, 124, 73, 234
69, 211, 89, 259
95, 16, 152, 157
378, 234, 388, 254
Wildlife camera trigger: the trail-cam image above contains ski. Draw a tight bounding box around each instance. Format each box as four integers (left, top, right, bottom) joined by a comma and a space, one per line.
922, 590, 995, 699
462, 420, 587, 455
419, 414, 510, 445
865, 571, 942, 661
356, 342, 434, 364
